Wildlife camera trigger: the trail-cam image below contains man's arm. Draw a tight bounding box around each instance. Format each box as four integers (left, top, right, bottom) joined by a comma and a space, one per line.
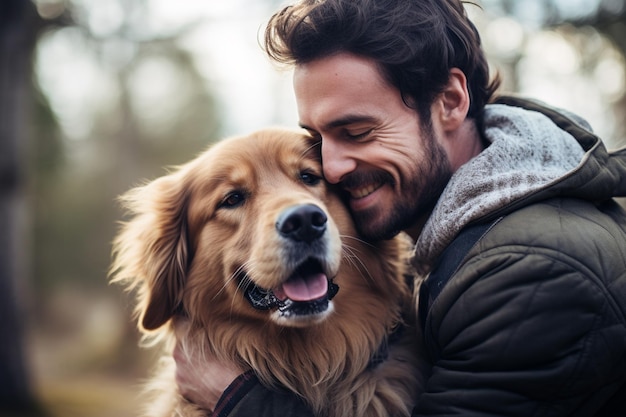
174, 319, 243, 412
415, 251, 626, 416
173, 340, 243, 412
173, 321, 314, 417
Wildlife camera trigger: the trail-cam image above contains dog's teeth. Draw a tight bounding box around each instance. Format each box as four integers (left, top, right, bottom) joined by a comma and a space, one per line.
273, 287, 287, 301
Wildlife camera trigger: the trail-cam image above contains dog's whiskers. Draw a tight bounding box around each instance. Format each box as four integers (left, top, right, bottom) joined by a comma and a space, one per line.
211, 264, 246, 302
210, 262, 259, 321
229, 260, 260, 316
341, 241, 376, 284
301, 140, 321, 158
340, 234, 376, 249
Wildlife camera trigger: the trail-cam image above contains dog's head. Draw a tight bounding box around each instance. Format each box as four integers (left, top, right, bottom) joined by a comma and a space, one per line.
111, 128, 363, 332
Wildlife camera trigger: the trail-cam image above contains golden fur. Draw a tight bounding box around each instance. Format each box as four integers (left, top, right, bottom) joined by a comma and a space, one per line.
111, 128, 425, 417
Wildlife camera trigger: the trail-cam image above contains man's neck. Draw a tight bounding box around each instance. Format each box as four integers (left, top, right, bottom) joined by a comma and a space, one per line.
404, 119, 484, 242
448, 118, 484, 173
404, 214, 429, 241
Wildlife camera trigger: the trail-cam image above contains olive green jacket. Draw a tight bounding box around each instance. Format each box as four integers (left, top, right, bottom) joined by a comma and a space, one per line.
414, 97, 626, 416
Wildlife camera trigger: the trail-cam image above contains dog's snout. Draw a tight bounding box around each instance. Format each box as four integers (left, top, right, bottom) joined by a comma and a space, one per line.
277, 204, 327, 243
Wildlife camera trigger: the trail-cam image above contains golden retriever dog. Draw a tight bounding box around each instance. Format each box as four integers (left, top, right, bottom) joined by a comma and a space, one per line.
110, 128, 425, 417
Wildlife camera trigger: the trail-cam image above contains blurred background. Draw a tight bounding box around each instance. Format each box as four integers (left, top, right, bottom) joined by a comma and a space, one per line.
1, 0, 625, 416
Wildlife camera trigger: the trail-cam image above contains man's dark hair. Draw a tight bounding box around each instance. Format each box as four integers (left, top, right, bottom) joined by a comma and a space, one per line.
264, 0, 500, 118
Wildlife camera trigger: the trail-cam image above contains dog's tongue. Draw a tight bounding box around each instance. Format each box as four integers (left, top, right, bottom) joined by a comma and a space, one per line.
275, 273, 328, 302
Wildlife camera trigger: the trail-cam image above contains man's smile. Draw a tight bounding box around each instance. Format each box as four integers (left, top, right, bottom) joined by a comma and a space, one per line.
348, 182, 384, 199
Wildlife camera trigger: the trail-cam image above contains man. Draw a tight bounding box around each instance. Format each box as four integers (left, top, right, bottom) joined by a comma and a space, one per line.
175, 0, 626, 415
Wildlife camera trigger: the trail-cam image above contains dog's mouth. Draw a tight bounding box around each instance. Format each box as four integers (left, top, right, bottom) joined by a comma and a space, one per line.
241, 258, 339, 318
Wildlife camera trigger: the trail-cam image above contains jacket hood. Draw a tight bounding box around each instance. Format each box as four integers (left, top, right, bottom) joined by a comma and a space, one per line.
412, 96, 626, 272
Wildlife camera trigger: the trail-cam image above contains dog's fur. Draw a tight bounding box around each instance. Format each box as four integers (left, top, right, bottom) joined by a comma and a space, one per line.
111, 128, 426, 417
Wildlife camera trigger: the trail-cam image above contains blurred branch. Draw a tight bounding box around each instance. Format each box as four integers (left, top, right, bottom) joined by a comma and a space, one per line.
549, 0, 626, 55
563, 1, 626, 148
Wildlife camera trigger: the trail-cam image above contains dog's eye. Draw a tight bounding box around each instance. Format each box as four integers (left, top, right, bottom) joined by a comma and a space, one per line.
300, 171, 321, 186
219, 191, 246, 209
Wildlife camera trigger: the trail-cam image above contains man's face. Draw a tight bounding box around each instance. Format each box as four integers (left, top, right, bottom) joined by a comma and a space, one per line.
294, 52, 452, 241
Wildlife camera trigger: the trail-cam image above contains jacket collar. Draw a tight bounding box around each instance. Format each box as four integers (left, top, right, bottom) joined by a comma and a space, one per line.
412, 96, 626, 273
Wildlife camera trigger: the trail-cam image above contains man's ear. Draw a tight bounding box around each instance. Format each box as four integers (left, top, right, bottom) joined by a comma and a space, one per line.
435, 68, 470, 132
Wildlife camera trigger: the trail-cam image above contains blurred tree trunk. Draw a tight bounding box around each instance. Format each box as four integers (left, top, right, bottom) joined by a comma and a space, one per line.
0, 0, 45, 415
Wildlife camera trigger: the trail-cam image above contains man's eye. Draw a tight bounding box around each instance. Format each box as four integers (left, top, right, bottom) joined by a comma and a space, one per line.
346, 129, 373, 140
219, 191, 247, 209
300, 171, 321, 186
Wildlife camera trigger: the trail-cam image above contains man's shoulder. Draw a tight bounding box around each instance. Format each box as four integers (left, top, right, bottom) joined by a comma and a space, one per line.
422, 197, 626, 329
422, 197, 626, 315
454, 197, 626, 296
482, 197, 626, 255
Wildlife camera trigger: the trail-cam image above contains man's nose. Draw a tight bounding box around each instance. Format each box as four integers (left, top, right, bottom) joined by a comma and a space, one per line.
321, 139, 356, 184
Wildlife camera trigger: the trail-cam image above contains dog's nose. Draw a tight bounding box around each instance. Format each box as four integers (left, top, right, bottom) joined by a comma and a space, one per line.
277, 204, 327, 243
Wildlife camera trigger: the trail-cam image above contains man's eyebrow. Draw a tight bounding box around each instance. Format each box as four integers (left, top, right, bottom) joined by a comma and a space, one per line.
299, 115, 378, 132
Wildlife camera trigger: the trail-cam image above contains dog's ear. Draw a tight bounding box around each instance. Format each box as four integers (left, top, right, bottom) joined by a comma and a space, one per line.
111, 173, 191, 331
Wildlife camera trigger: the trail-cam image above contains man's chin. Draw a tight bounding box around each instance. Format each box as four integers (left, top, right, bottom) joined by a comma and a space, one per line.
353, 201, 427, 242
354, 213, 401, 242
360, 228, 401, 242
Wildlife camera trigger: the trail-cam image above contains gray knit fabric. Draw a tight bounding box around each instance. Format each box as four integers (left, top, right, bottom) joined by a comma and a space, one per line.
412, 104, 586, 272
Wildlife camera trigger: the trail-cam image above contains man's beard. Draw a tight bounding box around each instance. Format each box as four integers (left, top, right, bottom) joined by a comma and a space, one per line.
350, 124, 452, 241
